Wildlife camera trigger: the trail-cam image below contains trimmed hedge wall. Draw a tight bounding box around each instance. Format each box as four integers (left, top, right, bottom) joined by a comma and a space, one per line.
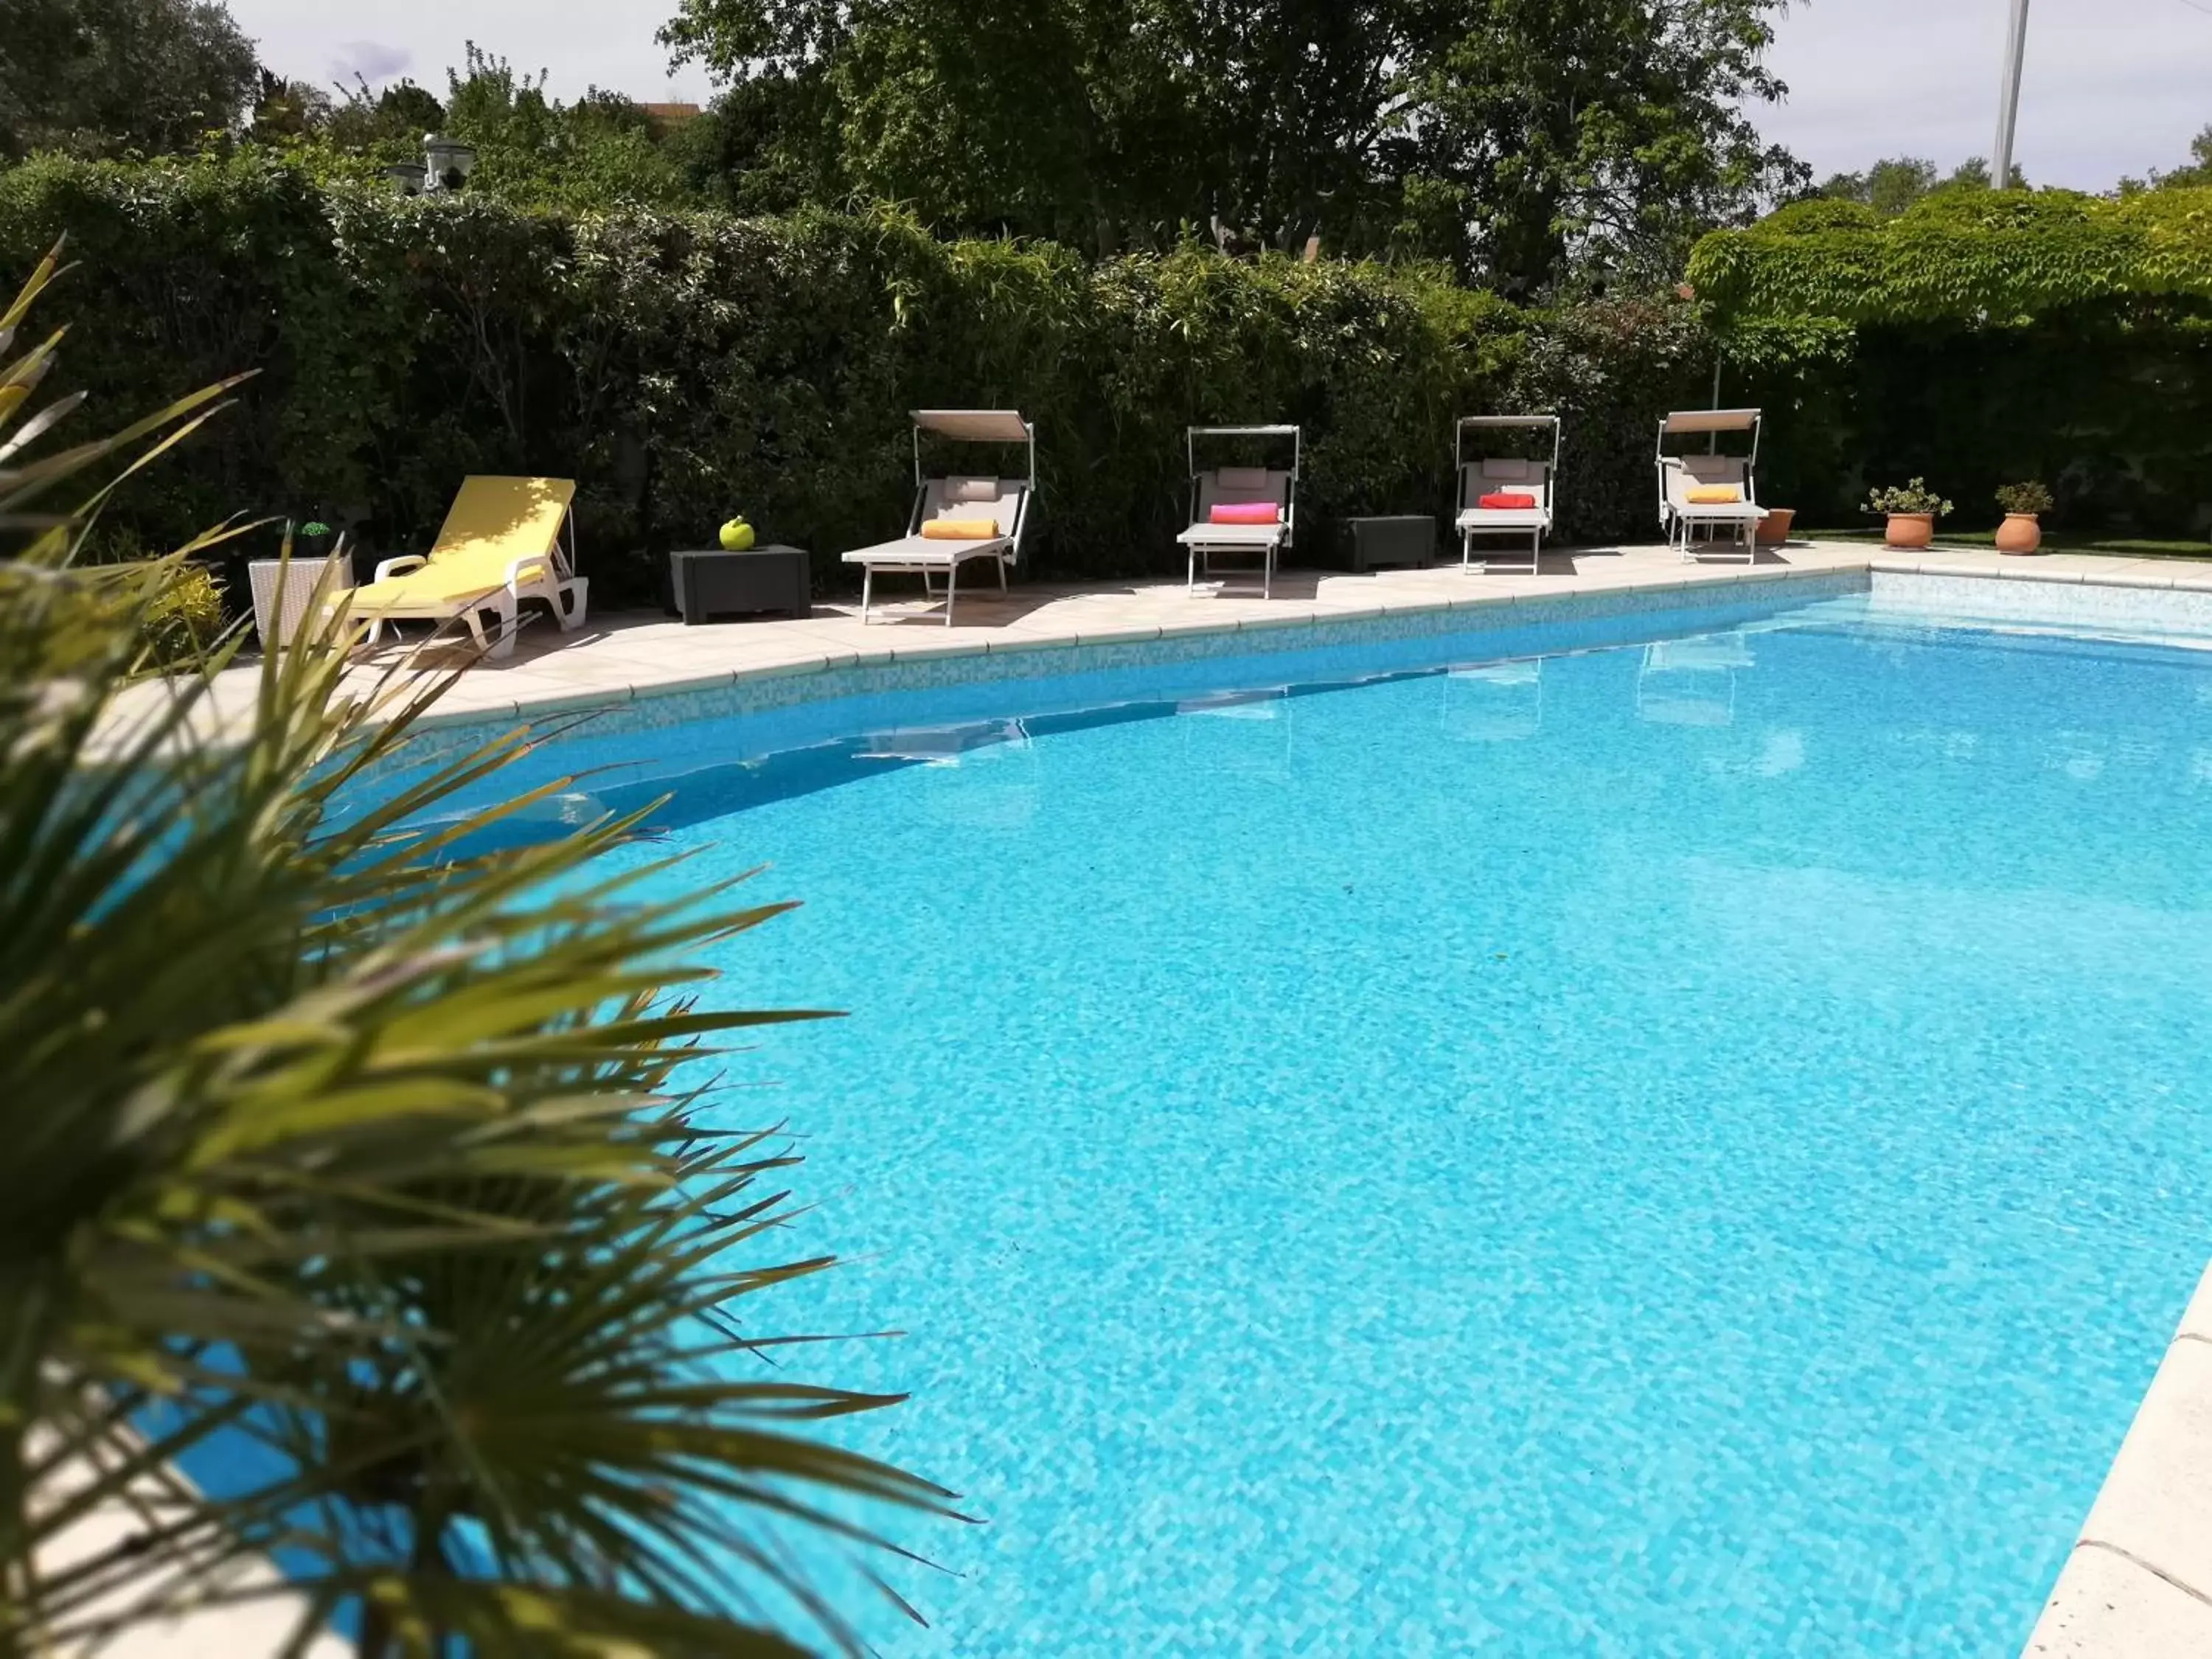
0, 152, 1717, 605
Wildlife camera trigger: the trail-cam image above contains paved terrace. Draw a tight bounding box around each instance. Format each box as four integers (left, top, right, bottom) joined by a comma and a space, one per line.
177, 538, 2212, 734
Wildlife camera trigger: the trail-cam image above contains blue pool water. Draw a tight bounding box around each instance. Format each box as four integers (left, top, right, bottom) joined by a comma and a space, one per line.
566, 591, 2212, 1655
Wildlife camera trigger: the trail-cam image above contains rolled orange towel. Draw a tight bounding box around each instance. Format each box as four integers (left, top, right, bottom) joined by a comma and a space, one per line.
1686, 486, 1743, 504
921, 518, 1000, 540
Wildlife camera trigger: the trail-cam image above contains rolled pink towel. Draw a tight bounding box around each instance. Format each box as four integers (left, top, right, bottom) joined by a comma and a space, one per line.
1209, 501, 1281, 525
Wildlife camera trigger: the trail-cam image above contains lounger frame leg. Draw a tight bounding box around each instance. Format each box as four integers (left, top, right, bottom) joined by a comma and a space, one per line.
860, 565, 874, 624
943, 559, 959, 627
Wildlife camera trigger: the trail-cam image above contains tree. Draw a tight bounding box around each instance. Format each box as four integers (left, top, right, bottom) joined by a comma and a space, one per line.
316, 76, 448, 156
658, 0, 1804, 292
428, 46, 695, 210
249, 69, 333, 141
2119, 125, 2212, 194
0, 0, 260, 159
1816, 156, 2006, 217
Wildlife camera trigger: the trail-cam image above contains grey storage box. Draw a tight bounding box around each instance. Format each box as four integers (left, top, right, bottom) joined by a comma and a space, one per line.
669, 545, 810, 622
1347, 515, 1438, 573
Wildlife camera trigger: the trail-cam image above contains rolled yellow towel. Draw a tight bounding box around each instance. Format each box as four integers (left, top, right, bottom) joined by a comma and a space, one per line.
921, 518, 1000, 540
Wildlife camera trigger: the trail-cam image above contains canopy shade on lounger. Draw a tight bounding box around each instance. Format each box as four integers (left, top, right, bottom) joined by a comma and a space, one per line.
911, 409, 1037, 482
1658, 408, 1762, 455
1187, 425, 1301, 478
1456, 414, 1561, 471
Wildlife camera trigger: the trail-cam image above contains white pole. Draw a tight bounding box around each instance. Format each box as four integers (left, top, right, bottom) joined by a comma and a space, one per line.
1993, 0, 2031, 189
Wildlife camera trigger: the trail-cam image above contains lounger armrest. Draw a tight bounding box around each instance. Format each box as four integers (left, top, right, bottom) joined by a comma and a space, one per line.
374, 554, 428, 581
506, 554, 552, 589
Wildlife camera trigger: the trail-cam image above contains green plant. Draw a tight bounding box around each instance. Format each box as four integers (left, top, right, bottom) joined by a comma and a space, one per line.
661, 0, 1803, 288
1865, 478, 1954, 517
299, 518, 331, 537
1690, 187, 2212, 326
1996, 479, 2053, 515
0, 240, 956, 1657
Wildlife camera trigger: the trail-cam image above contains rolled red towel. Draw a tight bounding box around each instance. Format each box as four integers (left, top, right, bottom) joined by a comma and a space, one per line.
1478, 492, 1539, 510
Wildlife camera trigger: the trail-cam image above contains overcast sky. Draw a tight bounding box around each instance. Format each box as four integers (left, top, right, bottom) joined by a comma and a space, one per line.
228, 0, 2212, 190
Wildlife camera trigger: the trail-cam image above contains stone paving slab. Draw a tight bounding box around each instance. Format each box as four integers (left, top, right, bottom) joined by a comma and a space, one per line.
2025, 1265, 2212, 1656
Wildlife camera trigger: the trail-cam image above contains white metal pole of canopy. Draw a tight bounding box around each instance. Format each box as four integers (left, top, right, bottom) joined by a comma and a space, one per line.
911, 408, 1037, 494
1453, 414, 1562, 573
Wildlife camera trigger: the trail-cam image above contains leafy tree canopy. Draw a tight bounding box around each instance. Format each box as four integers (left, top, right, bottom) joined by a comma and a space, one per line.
1689, 184, 2212, 327
1814, 155, 2006, 218
0, 0, 259, 160
2119, 125, 2212, 195
658, 0, 1806, 293
437, 46, 696, 210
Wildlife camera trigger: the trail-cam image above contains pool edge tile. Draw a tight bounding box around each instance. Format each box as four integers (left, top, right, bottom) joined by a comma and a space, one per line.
2021, 1542, 2212, 1658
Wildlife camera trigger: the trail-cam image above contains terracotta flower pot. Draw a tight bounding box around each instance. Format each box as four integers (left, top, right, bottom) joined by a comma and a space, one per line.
1756, 507, 1796, 546
1883, 512, 1935, 550
1995, 512, 2044, 554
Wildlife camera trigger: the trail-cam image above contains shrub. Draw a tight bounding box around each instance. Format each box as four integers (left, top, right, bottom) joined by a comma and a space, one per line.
0, 152, 1724, 599
1865, 478, 1954, 517
1995, 479, 2054, 515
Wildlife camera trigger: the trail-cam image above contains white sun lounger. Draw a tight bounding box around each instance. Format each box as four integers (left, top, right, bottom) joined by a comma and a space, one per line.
1178, 425, 1299, 598
844, 409, 1036, 626
1658, 408, 1767, 563
1455, 415, 1560, 572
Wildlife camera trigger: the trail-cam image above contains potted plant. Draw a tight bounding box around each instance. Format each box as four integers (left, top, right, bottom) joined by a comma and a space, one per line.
1756, 507, 1796, 546
1865, 479, 1955, 550
1994, 481, 2054, 554
291, 517, 333, 558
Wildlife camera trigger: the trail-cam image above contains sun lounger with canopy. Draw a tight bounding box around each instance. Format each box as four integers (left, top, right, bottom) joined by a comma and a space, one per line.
342, 475, 586, 659
1178, 425, 1299, 598
1658, 409, 1767, 562
1455, 415, 1560, 572
843, 409, 1036, 626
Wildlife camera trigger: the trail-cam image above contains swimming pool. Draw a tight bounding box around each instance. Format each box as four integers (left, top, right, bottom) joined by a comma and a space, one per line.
570, 586, 2212, 1655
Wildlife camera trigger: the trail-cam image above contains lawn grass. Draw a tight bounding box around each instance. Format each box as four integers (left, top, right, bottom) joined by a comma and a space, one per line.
1803, 527, 2210, 559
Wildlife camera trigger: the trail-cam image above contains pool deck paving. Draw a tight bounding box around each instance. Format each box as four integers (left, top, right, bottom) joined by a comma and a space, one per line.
114, 535, 2212, 1655
167, 538, 2212, 741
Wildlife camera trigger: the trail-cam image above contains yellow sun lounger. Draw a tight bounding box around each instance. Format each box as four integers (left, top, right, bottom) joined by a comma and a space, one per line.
341, 476, 588, 658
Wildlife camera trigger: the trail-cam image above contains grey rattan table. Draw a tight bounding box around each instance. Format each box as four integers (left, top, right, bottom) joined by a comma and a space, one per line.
669, 545, 810, 622
1347, 515, 1437, 573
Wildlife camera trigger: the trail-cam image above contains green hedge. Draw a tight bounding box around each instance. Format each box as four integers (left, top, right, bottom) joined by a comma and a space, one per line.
1689, 188, 2212, 324
0, 151, 1717, 605
1691, 191, 2212, 538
